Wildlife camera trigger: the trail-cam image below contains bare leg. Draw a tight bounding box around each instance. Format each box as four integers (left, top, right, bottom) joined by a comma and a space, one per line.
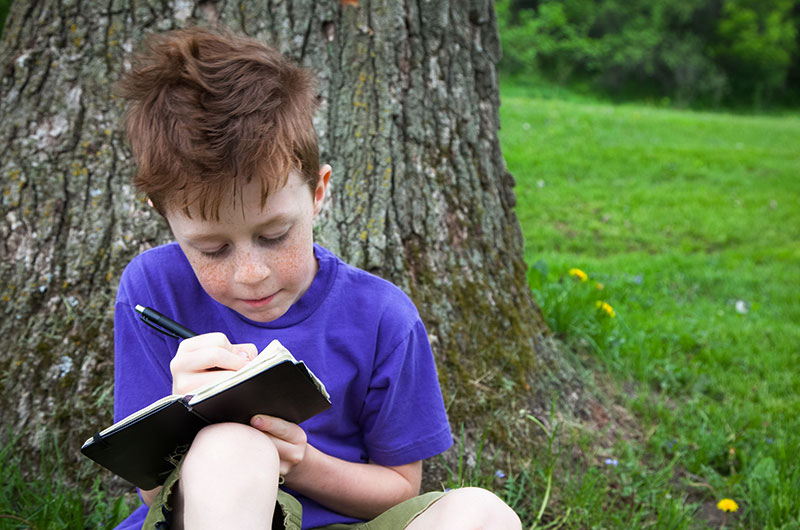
173, 422, 281, 530
406, 487, 521, 530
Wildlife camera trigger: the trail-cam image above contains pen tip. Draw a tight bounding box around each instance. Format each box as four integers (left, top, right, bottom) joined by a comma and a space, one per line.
134, 304, 145, 313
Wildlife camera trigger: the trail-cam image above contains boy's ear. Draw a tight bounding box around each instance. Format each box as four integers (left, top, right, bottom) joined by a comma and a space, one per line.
313, 164, 332, 216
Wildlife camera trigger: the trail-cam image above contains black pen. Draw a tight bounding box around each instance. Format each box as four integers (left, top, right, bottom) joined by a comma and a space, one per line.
135, 305, 198, 340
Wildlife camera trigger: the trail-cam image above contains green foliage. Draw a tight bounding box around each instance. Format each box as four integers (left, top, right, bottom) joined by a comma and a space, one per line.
527, 262, 620, 360
497, 1, 598, 84
0, 0, 11, 40
715, 0, 798, 105
496, 0, 800, 108
0, 431, 132, 529
501, 82, 800, 527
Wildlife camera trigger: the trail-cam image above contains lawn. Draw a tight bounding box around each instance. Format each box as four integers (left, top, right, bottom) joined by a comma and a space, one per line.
499, 80, 800, 528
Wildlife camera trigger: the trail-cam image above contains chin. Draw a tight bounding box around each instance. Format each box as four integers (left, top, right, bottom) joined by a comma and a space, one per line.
241, 305, 288, 323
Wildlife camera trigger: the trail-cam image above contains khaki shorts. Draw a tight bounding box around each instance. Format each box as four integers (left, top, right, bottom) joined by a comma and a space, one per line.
142, 462, 445, 530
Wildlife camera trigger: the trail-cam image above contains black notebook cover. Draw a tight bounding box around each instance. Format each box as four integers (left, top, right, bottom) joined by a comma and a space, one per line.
81, 359, 331, 490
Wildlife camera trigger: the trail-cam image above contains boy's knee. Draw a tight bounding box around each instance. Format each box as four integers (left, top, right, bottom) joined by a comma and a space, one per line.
437, 487, 521, 529
183, 422, 278, 476
176, 424, 280, 526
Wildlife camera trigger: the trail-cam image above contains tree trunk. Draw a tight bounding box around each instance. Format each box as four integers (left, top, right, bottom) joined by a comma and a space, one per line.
0, 0, 549, 491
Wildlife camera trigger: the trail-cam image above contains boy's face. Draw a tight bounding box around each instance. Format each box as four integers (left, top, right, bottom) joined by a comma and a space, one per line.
166, 166, 330, 323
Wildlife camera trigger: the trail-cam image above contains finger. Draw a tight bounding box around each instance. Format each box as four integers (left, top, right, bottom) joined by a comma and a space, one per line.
250, 415, 306, 444
172, 345, 250, 373
195, 346, 251, 371
232, 343, 258, 361
177, 332, 232, 353
178, 334, 254, 362
259, 432, 305, 475
175, 370, 238, 393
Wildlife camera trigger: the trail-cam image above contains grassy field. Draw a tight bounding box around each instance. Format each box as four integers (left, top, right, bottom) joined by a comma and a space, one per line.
498, 80, 800, 528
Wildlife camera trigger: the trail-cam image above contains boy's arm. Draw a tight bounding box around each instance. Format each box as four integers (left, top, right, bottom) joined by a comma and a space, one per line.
250, 415, 422, 520
294, 446, 422, 520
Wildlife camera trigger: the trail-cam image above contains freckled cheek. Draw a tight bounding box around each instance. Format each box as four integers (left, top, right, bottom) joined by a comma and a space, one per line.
272, 238, 314, 286
192, 259, 234, 299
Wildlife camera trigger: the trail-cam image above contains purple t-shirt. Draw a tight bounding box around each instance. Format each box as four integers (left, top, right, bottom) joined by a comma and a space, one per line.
112, 243, 453, 529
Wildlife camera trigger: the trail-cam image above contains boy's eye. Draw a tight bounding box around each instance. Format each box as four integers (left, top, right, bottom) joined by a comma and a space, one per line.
201, 245, 229, 258
259, 230, 290, 246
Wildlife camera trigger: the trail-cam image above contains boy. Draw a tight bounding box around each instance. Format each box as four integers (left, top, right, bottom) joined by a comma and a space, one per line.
112, 26, 521, 530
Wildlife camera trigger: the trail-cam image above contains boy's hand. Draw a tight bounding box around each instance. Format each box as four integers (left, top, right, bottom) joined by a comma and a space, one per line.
170, 332, 257, 395
250, 415, 308, 478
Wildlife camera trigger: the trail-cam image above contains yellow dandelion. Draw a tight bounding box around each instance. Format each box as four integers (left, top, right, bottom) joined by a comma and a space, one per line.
596, 301, 616, 318
716, 498, 739, 512
569, 268, 588, 282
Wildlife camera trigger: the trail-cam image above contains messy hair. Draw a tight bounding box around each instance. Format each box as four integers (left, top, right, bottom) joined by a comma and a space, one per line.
116, 26, 319, 219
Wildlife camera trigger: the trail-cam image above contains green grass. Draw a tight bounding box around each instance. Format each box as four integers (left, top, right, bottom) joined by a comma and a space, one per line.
0, 432, 132, 529
496, 79, 800, 528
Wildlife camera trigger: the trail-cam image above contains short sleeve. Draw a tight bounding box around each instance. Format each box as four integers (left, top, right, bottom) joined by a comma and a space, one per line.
113, 267, 177, 424
359, 319, 453, 466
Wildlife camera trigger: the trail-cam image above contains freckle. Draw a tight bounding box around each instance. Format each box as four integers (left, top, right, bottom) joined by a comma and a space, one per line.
195, 260, 227, 290
275, 243, 301, 275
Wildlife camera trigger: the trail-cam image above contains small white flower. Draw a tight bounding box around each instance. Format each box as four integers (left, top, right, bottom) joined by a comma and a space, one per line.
735, 300, 749, 314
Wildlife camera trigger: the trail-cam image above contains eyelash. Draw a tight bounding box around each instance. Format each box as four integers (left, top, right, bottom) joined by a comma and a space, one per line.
201, 246, 228, 258
200, 231, 290, 258
260, 231, 290, 247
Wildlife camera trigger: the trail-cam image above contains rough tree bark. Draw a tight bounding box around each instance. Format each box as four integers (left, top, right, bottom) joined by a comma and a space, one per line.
0, 0, 551, 492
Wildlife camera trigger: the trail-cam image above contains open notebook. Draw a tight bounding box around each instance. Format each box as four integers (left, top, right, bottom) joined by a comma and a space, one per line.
81, 340, 331, 489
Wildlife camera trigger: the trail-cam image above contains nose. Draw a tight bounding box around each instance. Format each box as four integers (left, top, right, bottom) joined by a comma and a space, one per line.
232, 248, 270, 285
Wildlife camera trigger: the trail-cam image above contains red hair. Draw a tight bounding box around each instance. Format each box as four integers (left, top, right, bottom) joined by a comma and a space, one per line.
116, 26, 319, 219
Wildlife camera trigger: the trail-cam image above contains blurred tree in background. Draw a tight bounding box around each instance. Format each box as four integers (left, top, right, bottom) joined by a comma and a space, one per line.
716, 0, 799, 104
498, 0, 800, 108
